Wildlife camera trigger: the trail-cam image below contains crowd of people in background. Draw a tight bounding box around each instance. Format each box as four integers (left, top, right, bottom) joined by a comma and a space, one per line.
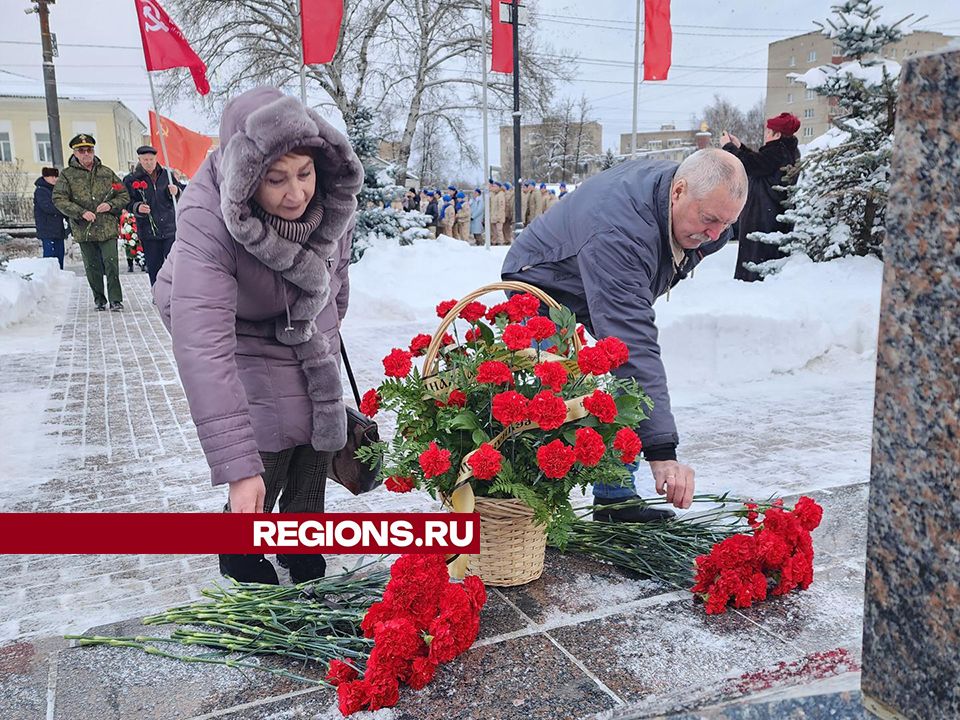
400, 179, 572, 245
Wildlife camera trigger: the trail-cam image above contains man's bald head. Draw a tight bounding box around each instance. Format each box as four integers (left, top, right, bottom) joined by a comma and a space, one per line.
670, 149, 748, 249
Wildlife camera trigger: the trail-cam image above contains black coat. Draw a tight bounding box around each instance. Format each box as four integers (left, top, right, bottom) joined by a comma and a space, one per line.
33, 177, 68, 240
724, 136, 800, 281
122, 164, 184, 241
425, 199, 439, 226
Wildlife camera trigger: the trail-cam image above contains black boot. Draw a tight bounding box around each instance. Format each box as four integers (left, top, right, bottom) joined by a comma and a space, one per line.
592, 495, 676, 524
127, 259, 134, 272
218, 554, 280, 584
281, 554, 326, 584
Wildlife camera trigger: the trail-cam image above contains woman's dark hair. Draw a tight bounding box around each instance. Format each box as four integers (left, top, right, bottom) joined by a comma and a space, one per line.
41, 167, 59, 178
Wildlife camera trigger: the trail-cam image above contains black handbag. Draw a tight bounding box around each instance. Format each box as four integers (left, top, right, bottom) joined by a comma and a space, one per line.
329, 336, 383, 495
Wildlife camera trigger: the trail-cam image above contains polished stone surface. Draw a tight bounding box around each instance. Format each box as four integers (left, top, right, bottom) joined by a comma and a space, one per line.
861, 46, 960, 720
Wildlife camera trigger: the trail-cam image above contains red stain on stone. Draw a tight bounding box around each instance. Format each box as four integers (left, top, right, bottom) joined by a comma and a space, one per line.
724, 648, 860, 696
0, 641, 36, 676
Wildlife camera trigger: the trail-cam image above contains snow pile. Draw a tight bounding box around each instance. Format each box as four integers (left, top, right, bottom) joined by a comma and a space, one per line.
790, 58, 900, 90
347, 237, 882, 390
657, 247, 882, 387
0, 257, 72, 330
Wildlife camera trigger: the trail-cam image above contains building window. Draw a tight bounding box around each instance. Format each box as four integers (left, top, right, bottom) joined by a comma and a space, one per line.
788, 76, 796, 85
648, 140, 662, 149
789, 55, 796, 67
787, 93, 794, 104
832, 44, 843, 57
803, 126, 814, 138
668, 138, 683, 148
0, 131, 12, 162
890, 48, 897, 58
807, 50, 817, 63
35, 132, 52, 163
806, 89, 816, 100
804, 108, 814, 119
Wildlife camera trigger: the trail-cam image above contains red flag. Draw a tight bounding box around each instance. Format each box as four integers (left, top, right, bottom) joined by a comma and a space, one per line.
491, 0, 515, 74
301, 0, 344, 65
135, 0, 210, 95
150, 111, 213, 179
644, 0, 672, 81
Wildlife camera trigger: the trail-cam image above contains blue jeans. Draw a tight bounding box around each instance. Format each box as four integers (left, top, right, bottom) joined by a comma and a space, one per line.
41, 239, 64, 270
593, 460, 639, 499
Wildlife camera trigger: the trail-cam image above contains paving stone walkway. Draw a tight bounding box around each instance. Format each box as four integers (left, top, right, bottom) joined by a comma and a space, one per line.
1, 270, 874, 719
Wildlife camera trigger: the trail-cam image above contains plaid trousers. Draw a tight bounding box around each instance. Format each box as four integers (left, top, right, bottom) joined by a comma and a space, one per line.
225, 446, 330, 513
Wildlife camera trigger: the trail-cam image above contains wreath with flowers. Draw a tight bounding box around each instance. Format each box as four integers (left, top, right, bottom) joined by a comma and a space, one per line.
119, 210, 145, 268
359, 285, 652, 547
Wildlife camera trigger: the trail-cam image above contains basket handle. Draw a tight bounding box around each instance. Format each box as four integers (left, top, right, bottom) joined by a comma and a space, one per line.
421, 281, 583, 377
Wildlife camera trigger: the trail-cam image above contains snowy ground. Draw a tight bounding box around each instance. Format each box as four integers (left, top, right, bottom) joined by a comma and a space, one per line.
0, 237, 880, 660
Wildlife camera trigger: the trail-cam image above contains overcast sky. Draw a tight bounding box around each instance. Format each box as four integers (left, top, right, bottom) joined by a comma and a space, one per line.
2, 0, 957, 173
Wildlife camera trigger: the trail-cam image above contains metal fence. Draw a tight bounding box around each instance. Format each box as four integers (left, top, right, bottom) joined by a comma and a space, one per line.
0, 194, 35, 228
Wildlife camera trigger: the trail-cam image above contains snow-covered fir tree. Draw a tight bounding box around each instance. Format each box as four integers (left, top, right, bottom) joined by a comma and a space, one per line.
347, 107, 429, 262
749, 1, 912, 271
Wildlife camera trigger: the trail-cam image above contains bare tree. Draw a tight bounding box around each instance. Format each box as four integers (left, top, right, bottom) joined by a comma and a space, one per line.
569, 94, 600, 181
695, 94, 766, 148
744, 97, 766, 148
163, 0, 569, 184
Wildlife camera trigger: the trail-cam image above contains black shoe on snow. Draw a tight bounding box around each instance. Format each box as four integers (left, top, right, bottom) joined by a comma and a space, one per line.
592, 495, 676, 524
95, 303, 106, 312
283, 554, 326, 584
218, 554, 280, 584
109, 301, 123, 312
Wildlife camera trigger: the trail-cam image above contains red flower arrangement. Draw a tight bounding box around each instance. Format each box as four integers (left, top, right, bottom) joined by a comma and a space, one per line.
329, 554, 487, 716
130, 180, 159, 234
691, 496, 824, 614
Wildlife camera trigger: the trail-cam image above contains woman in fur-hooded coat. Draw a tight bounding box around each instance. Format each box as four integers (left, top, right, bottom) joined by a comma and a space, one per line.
154, 88, 363, 569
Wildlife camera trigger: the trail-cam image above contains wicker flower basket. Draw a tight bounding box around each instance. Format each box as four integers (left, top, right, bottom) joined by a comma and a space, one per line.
424, 281, 582, 587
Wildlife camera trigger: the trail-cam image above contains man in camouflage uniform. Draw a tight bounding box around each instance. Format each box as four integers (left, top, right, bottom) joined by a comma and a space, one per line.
54, 134, 130, 311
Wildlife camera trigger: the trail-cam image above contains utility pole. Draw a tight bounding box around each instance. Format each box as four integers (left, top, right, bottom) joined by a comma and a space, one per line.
509, 0, 523, 235
25, 0, 64, 168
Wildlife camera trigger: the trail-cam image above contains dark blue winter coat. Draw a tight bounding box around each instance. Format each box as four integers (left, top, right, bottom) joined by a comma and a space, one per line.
123, 163, 184, 242
33, 177, 68, 240
502, 159, 731, 452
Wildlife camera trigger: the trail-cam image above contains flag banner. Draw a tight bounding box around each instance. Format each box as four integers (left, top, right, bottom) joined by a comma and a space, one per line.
149, 111, 213, 178
301, 0, 344, 65
491, 0, 515, 74
644, 0, 672, 81
0, 513, 480, 554
135, 0, 210, 94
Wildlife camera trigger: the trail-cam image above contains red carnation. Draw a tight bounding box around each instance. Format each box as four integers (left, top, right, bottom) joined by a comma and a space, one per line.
502, 323, 534, 351
326, 659, 359, 686
583, 389, 618, 424
596, 336, 630, 369
793, 496, 823, 532
465, 328, 482, 344
409, 333, 432, 357
385, 476, 415, 493
111, 182, 123, 191
574, 427, 606, 467
576, 324, 588, 345
492, 390, 529, 425
463, 574, 487, 612
486, 302, 510, 323
459, 301, 487, 323
526, 316, 557, 341
382, 348, 413, 378
406, 656, 437, 690
534, 362, 568, 393
440, 332, 454, 346
428, 582, 480, 664
527, 391, 568, 431
506, 293, 540, 321
577, 345, 612, 376
476, 360, 513, 385
467, 443, 502, 480
337, 680, 370, 715
613, 427, 643, 463
537, 439, 577, 478
360, 389, 380, 418
436, 299, 458, 318
418, 442, 451, 478
445, 389, 467, 408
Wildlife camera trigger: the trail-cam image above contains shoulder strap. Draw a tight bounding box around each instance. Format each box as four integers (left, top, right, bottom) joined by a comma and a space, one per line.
339, 333, 363, 407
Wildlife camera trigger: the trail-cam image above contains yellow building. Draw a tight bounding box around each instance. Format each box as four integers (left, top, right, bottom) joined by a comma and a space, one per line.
0, 70, 146, 195
765, 31, 953, 144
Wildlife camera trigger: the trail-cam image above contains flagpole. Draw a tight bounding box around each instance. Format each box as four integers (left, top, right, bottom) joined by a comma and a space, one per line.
147, 71, 178, 220
631, 0, 642, 160
481, 0, 491, 250
298, 4, 308, 104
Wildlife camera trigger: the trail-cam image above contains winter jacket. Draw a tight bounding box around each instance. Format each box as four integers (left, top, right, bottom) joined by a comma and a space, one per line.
53, 156, 129, 243
525, 189, 542, 224
502, 159, 731, 451
544, 193, 558, 212
455, 201, 471, 226
724, 137, 800, 281
504, 188, 515, 222
419, 197, 429, 214
470, 196, 484, 235
33, 177, 68, 240
490, 190, 506, 224
153, 87, 364, 486
123, 163, 184, 242
520, 190, 530, 225
425, 200, 439, 226
439, 203, 456, 229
